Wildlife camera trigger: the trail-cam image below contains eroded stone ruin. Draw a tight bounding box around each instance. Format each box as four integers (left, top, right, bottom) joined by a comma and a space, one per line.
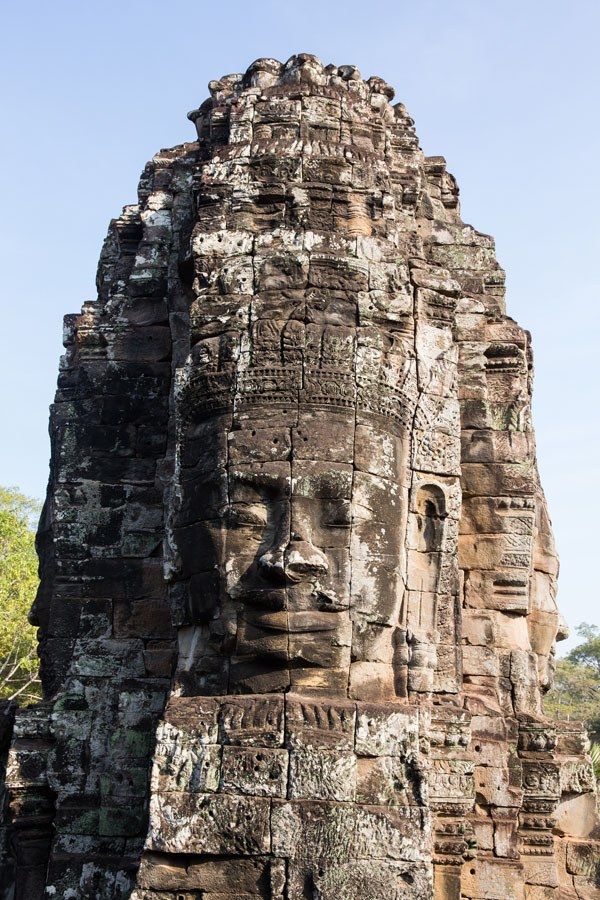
1, 53, 598, 899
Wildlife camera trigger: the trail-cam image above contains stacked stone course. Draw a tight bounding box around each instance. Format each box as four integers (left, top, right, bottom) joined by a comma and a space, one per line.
0, 53, 598, 899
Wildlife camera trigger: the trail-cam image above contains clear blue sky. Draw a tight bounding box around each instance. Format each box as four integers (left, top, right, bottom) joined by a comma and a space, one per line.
1, 1, 598, 650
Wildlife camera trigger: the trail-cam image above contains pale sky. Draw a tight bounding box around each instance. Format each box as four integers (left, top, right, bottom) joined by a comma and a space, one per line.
1, 0, 598, 651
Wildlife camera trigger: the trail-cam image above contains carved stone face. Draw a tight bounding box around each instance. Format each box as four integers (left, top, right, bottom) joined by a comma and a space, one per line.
171, 403, 411, 698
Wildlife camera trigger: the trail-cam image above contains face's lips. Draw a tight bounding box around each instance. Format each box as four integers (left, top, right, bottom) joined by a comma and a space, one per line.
238, 608, 348, 633
228, 579, 351, 613
228, 586, 288, 610
315, 589, 351, 612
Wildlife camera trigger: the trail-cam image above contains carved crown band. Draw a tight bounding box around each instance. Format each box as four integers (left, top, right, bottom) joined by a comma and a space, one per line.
179, 364, 418, 429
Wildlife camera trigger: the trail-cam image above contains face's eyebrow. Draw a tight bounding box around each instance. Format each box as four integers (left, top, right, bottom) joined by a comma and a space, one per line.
229, 467, 291, 497
292, 468, 353, 499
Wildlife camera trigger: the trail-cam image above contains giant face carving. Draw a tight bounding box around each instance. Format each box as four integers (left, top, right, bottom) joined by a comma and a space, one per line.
168, 318, 417, 700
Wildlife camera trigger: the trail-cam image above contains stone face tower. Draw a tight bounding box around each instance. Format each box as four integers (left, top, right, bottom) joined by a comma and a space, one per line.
1, 54, 598, 899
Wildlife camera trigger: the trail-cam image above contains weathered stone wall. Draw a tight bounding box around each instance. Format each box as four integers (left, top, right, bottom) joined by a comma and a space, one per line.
1, 54, 598, 899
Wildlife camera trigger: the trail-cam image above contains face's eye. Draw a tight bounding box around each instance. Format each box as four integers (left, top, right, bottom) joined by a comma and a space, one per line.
322, 500, 352, 528
226, 504, 269, 528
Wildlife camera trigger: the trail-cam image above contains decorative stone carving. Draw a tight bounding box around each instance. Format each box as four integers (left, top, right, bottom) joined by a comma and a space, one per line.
0, 53, 598, 899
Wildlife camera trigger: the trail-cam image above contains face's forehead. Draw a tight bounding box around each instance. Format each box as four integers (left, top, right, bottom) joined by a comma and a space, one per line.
181, 408, 410, 509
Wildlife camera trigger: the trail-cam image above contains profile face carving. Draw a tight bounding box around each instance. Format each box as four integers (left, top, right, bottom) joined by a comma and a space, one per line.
169, 313, 417, 699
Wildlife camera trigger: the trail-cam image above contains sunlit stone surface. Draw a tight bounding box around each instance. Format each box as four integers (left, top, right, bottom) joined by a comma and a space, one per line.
0, 54, 598, 900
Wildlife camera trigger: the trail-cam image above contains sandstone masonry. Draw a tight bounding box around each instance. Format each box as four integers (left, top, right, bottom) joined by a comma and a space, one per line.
1, 54, 598, 899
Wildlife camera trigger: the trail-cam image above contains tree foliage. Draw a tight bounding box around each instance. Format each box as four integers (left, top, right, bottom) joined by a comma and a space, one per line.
0, 486, 41, 704
545, 624, 600, 738
590, 743, 600, 781
566, 623, 600, 677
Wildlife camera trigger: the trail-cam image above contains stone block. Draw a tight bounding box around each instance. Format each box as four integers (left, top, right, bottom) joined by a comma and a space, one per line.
137, 852, 271, 892
491, 809, 519, 859
218, 695, 284, 747
559, 760, 596, 794
288, 748, 356, 801
220, 746, 288, 797
271, 799, 428, 862
555, 793, 599, 839
355, 704, 419, 757
475, 765, 522, 807
147, 793, 271, 855
522, 856, 559, 888
461, 859, 525, 899
285, 695, 356, 750
356, 755, 419, 806
462, 644, 500, 677
565, 839, 600, 877
429, 758, 475, 803
150, 726, 221, 793
287, 859, 431, 899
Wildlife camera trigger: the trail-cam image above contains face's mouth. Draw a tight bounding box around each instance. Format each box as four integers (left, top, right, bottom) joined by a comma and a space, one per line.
233, 605, 351, 673
237, 607, 348, 631
228, 584, 350, 614
315, 589, 350, 612
227, 586, 288, 610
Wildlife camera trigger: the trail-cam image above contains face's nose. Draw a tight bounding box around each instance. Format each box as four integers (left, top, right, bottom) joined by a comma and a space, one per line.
258, 538, 328, 583
258, 546, 287, 582
28, 584, 47, 628
285, 540, 329, 579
